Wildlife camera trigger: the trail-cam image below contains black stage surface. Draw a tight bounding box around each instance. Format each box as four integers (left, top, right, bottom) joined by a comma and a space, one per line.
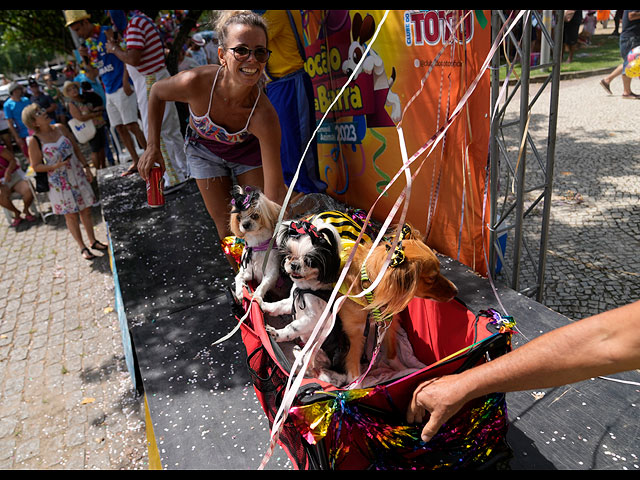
99, 165, 639, 470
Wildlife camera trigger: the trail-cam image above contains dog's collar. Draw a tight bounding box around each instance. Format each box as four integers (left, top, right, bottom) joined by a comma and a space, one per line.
360, 263, 393, 324
240, 238, 272, 268
251, 238, 272, 252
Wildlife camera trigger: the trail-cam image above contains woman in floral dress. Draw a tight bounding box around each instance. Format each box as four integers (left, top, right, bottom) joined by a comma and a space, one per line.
22, 103, 108, 260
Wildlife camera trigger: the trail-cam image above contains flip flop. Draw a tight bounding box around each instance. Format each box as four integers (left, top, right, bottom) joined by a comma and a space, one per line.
599, 79, 612, 95
81, 247, 96, 260
24, 214, 36, 222
91, 240, 108, 251
10, 217, 22, 227
120, 165, 139, 177
622, 93, 640, 99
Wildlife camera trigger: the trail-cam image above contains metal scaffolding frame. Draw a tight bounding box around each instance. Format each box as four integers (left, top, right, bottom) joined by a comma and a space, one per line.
488, 10, 564, 302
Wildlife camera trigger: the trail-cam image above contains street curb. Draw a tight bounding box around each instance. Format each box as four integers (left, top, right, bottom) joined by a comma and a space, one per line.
508, 66, 618, 85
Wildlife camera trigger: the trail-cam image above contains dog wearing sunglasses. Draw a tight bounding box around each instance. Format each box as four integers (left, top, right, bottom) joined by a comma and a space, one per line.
229, 185, 282, 304
260, 217, 346, 381
338, 225, 458, 385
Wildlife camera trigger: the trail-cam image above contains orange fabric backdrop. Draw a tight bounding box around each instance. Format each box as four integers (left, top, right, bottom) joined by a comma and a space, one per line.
301, 10, 492, 275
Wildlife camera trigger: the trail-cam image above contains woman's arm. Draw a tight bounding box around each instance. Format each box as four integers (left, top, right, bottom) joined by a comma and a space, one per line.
59, 123, 92, 180
407, 300, 640, 442
137, 68, 203, 181
68, 101, 101, 123
27, 133, 67, 173
1, 147, 18, 182
250, 97, 286, 205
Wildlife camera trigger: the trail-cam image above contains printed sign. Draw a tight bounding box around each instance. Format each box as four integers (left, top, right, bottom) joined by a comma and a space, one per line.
301, 10, 492, 275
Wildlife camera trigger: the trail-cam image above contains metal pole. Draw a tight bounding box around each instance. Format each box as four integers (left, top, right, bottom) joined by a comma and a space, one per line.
536, 11, 564, 303
540, 10, 552, 68
489, 10, 501, 277
511, 12, 531, 291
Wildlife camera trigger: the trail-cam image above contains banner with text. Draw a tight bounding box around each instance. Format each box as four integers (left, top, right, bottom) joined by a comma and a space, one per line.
301, 10, 492, 275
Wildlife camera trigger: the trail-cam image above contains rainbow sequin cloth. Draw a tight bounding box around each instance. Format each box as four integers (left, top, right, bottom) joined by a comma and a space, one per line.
287, 310, 516, 470
289, 388, 510, 470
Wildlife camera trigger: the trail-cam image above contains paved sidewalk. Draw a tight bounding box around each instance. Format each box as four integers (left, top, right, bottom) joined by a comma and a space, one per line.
0, 73, 637, 469
499, 73, 640, 320
0, 196, 148, 469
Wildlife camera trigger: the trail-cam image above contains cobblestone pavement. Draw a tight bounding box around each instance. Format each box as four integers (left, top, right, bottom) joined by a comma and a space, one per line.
0, 177, 148, 469
495, 72, 640, 320
0, 70, 638, 469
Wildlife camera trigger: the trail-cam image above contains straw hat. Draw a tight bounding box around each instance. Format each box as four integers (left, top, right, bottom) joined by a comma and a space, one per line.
62, 80, 81, 98
64, 10, 90, 27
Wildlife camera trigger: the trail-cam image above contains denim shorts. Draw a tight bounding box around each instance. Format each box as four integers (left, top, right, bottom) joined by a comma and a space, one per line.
620, 34, 640, 68
184, 133, 262, 179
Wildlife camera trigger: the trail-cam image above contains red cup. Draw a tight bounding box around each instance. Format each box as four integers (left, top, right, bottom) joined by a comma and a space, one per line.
146, 165, 165, 207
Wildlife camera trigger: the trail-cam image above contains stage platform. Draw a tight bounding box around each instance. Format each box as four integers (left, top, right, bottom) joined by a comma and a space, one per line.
98, 165, 638, 470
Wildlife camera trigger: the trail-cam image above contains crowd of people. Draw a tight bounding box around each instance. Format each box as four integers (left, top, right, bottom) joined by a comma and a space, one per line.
1, 9, 326, 262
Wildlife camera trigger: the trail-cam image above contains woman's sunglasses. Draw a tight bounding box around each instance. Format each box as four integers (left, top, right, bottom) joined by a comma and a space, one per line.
228, 46, 272, 63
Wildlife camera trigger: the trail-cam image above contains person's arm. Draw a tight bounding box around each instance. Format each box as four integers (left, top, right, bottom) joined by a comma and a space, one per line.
122, 67, 134, 96
27, 132, 68, 173
68, 101, 101, 123
7, 121, 24, 149
4, 105, 25, 149
106, 38, 143, 67
249, 97, 286, 205
59, 123, 93, 181
1, 147, 18, 182
407, 300, 640, 442
627, 11, 640, 22
136, 68, 199, 181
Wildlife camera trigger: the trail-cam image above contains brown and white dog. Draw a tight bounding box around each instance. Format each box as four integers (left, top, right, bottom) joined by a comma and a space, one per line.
338, 226, 458, 385
229, 185, 282, 304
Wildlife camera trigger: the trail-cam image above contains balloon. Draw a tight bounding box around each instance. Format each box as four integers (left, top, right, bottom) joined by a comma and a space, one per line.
625, 46, 640, 78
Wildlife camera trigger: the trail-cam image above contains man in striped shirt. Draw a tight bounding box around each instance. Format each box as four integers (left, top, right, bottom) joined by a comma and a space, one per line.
107, 10, 188, 192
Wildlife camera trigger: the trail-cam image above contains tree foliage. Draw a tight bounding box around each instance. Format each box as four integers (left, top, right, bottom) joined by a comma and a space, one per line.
0, 9, 206, 76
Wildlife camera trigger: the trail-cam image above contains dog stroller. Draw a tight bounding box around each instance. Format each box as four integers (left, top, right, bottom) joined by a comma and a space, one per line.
237, 283, 515, 470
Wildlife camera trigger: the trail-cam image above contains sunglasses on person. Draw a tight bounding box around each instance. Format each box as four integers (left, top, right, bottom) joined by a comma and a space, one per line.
227, 46, 272, 63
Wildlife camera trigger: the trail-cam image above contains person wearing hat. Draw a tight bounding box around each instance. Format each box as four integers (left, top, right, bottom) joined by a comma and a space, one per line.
189, 33, 208, 67
28, 78, 57, 123
62, 80, 107, 170
65, 9, 147, 176
105, 10, 189, 192
2, 83, 32, 161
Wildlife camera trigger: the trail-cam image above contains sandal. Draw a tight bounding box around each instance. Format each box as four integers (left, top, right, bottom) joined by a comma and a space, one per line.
599, 79, 612, 95
24, 214, 36, 222
81, 247, 96, 260
10, 217, 22, 228
91, 240, 108, 251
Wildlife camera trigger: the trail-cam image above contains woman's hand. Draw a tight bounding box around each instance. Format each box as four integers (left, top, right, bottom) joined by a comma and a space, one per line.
137, 145, 165, 182
57, 157, 72, 169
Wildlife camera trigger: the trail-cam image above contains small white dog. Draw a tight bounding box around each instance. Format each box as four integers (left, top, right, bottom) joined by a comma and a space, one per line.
229, 185, 282, 304
261, 218, 346, 383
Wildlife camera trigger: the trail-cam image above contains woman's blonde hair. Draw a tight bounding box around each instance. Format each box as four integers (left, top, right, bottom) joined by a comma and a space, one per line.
214, 10, 269, 48
21, 103, 41, 131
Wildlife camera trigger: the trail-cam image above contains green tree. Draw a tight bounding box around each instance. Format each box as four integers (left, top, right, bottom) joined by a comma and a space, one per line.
0, 10, 206, 77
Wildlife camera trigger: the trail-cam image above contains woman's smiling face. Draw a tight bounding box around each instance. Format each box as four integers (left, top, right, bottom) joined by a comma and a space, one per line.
220, 23, 268, 86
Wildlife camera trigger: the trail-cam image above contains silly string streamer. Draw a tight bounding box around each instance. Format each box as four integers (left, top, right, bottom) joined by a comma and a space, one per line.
255, 10, 527, 470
